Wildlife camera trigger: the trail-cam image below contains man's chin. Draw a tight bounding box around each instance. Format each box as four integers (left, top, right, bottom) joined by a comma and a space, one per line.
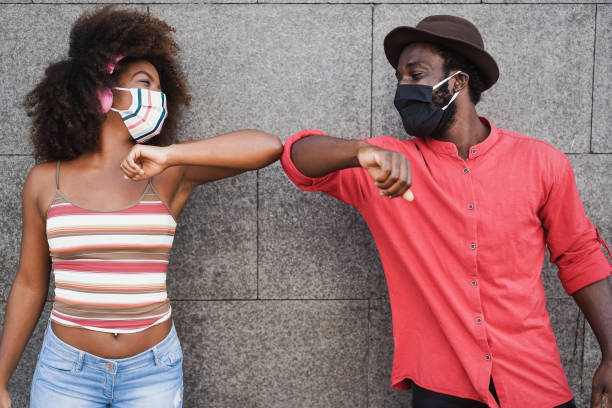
430, 109, 457, 139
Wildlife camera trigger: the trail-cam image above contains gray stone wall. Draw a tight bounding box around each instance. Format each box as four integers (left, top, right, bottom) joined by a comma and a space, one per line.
1, 2, 610, 407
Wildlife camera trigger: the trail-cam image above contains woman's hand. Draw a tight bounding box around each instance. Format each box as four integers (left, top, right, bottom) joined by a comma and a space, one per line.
120, 145, 170, 181
0, 388, 11, 408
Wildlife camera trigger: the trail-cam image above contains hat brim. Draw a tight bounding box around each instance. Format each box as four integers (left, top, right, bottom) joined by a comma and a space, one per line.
384, 26, 499, 90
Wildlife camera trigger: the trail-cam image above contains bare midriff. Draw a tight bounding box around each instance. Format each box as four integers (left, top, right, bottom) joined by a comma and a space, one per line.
51, 318, 173, 359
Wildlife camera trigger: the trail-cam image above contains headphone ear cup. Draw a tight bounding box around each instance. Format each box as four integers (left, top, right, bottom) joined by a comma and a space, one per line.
98, 88, 113, 113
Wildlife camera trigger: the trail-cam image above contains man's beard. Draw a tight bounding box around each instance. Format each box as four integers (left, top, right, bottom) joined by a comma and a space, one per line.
429, 80, 457, 139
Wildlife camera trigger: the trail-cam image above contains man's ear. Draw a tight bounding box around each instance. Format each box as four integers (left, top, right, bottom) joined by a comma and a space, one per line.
452, 72, 469, 93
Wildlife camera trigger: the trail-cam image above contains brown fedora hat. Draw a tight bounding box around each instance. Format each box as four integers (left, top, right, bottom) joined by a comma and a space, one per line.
384, 15, 499, 90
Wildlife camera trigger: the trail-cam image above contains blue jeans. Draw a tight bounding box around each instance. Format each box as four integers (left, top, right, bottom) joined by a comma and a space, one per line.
30, 322, 183, 408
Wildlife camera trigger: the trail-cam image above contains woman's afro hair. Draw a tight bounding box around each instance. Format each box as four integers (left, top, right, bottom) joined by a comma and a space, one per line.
24, 6, 191, 162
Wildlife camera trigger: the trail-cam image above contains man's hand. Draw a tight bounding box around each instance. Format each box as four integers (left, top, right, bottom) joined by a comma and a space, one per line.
120, 144, 170, 181
357, 145, 414, 201
592, 359, 611, 408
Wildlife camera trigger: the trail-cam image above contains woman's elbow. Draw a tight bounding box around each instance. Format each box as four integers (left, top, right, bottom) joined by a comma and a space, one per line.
254, 131, 283, 166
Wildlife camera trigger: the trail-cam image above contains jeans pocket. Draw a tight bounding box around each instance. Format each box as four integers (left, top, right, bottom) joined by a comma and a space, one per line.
38, 346, 77, 373
159, 342, 183, 370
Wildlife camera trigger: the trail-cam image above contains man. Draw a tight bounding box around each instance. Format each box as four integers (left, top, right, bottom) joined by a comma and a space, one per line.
281, 15, 612, 408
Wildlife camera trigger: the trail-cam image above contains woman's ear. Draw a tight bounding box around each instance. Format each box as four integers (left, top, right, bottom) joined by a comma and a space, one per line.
98, 88, 113, 113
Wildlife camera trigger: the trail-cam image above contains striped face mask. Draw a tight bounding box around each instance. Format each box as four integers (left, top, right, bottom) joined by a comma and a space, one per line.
111, 87, 168, 143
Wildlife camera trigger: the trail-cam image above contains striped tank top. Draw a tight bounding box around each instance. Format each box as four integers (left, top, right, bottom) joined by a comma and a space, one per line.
46, 162, 176, 334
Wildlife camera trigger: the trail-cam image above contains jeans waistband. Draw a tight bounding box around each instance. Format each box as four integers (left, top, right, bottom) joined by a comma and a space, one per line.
42, 321, 180, 372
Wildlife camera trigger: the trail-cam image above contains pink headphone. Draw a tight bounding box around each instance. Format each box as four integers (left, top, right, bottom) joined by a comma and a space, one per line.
97, 55, 125, 113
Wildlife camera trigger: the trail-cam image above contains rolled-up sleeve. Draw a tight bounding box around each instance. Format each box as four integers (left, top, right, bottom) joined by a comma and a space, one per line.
540, 156, 612, 295
280, 130, 371, 209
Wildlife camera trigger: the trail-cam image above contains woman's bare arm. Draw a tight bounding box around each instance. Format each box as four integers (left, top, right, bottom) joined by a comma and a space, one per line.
0, 166, 53, 406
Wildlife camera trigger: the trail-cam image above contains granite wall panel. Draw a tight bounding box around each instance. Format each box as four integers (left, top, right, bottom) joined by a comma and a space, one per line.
148, 4, 371, 140
593, 5, 612, 153
259, 163, 385, 300
167, 172, 258, 300
0, 3, 609, 408
172, 300, 369, 407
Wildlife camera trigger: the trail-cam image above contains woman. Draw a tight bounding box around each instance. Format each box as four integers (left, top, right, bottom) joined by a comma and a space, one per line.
0, 6, 282, 407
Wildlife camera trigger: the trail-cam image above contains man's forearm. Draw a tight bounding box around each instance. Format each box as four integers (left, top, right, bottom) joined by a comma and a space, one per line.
572, 277, 612, 359
290, 135, 367, 178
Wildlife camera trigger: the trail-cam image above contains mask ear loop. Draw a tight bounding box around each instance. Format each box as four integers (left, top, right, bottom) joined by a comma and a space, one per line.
441, 91, 460, 111
433, 70, 462, 111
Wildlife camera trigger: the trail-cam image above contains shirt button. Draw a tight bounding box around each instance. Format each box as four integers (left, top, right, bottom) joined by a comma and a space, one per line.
463, 168, 469, 174
468, 204, 474, 210
471, 280, 477, 286
476, 318, 482, 324
471, 149, 477, 155
470, 243, 476, 250
485, 355, 491, 361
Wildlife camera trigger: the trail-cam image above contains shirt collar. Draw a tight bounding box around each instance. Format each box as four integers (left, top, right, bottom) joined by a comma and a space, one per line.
420, 117, 500, 159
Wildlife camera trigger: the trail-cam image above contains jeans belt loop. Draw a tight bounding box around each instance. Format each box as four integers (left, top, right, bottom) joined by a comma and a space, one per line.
74, 351, 85, 372
152, 346, 161, 366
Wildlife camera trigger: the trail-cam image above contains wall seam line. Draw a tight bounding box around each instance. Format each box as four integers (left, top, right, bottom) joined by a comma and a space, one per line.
589, 4, 597, 153
256, 169, 260, 299
366, 298, 371, 408
170, 298, 372, 301
369, 4, 374, 141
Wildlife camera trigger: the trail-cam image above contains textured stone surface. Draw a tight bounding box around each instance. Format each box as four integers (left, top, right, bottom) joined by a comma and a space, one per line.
372, 5, 595, 153
546, 298, 584, 400
2, 302, 52, 408
172, 300, 369, 407
484, 0, 602, 4
1, 3, 610, 408
151, 4, 376, 300
35, 0, 254, 4
368, 300, 412, 408
0, 5, 145, 155
0, 157, 36, 301
261, 0, 472, 4
149, 4, 371, 142
167, 172, 257, 300
593, 5, 612, 153
542, 154, 612, 299
258, 163, 385, 299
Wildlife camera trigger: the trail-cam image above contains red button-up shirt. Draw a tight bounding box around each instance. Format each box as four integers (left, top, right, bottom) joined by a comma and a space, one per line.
281, 118, 611, 408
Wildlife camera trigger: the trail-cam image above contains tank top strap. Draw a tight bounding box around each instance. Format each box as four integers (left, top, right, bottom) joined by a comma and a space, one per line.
55, 161, 60, 189
146, 178, 176, 220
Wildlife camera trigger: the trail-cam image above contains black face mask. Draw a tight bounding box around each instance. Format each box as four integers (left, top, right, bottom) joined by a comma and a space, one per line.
393, 71, 461, 138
